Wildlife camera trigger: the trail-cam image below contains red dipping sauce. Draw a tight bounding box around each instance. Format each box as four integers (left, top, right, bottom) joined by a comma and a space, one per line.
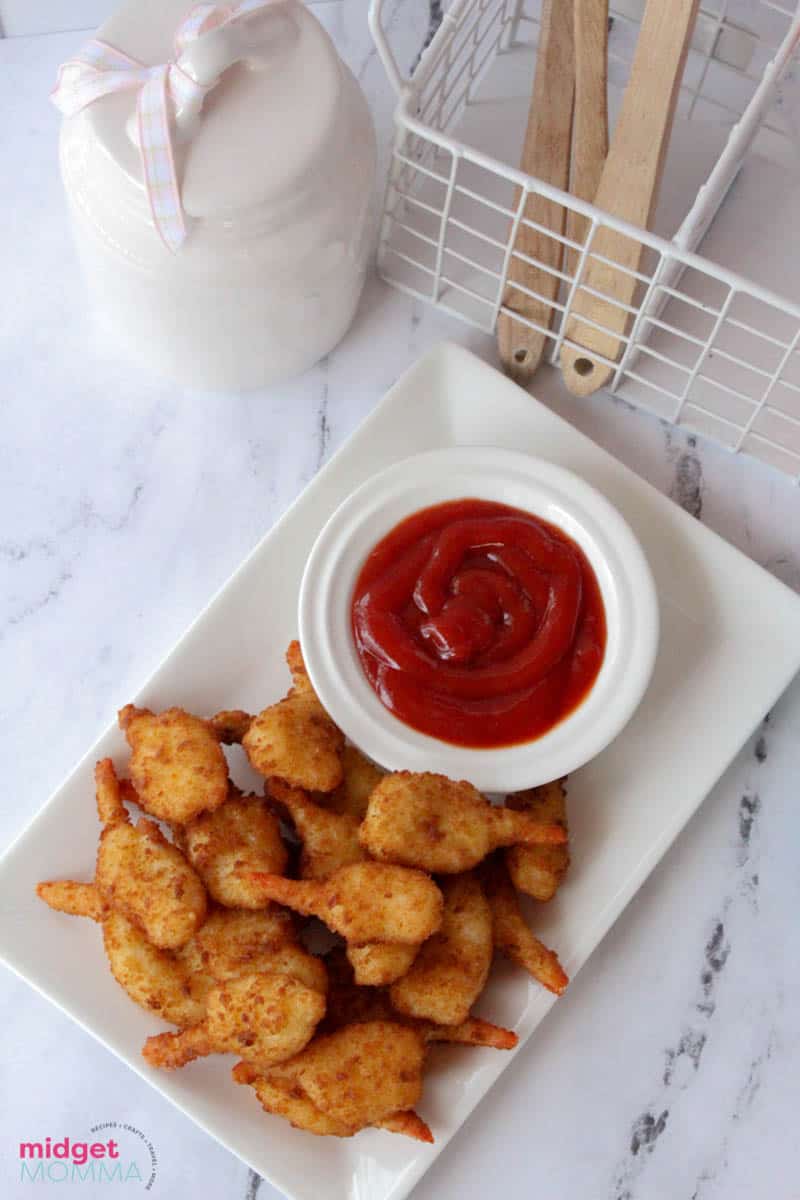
351, 499, 606, 748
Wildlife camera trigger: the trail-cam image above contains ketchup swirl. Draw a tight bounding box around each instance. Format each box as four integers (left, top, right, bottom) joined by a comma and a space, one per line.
351, 499, 606, 748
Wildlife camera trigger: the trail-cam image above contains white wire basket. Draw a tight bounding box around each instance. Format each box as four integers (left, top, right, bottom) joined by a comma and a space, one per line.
369, 0, 800, 480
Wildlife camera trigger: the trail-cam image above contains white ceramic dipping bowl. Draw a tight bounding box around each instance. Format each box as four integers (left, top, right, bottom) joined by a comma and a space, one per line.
299, 447, 659, 793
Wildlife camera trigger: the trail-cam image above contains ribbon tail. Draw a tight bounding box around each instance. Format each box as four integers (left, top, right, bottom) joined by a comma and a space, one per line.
137, 67, 187, 253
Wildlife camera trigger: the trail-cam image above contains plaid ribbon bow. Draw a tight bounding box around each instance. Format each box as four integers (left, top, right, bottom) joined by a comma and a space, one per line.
51, 1, 284, 252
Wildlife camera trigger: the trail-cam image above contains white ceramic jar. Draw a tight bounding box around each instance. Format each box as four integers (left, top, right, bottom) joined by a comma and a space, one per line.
58, 0, 377, 390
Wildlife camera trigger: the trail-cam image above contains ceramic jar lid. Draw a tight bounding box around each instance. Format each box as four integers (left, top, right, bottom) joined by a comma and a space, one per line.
83, 0, 344, 220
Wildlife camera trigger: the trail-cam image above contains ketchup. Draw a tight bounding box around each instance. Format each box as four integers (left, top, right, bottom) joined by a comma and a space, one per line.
351, 498, 606, 748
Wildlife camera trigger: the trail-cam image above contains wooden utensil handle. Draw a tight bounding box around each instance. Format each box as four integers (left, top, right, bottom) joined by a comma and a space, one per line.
497, 0, 574, 384
566, 0, 609, 279
560, 0, 700, 397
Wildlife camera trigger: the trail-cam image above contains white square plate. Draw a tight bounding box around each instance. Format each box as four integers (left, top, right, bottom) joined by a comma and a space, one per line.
2, 343, 800, 1200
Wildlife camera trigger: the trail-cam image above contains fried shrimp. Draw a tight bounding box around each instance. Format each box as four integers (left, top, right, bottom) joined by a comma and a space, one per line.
266, 778, 363, 879
505, 778, 570, 900
483, 856, 569, 995
179, 790, 288, 908
242, 643, 344, 793
245, 862, 443, 946
345, 941, 419, 987
360, 771, 567, 873
142, 972, 325, 1071
323, 949, 517, 1050
177, 908, 327, 1001
118, 704, 228, 823
389, 873, 493, 1025
322, 745, 384, 821
39, 760, 207, 950
235, 1021, 426, 1135
103, 912, 207, 1027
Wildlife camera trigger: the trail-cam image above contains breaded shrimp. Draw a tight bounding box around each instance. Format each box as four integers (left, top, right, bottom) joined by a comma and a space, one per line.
389, 872, 492, 1025
142, 972, 325, 1071
346, 941, 418, 987
179, 790, 288, 908
266, 778, 363, 880
103, 912, 207, 1027
232, 1061, 433, 1141
238, 1021, 426, 1135
118, 704, 228, 823
360, 771, 567, 873
242, 644, 344, 793
39, 760, 207, 950
482, 856, 568, 996
322, 745, 384, 821
177, 908, 327, 1001
505, 778, 570, 901
245, 862, 443, 946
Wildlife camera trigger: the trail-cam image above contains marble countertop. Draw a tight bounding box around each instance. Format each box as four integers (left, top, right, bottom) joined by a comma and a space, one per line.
2, 4, 799, 1199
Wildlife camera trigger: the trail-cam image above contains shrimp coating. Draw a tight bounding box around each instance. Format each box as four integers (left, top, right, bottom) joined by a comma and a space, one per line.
246, 862, 443, 946
483, 857, 568, 995
346, 942, 419, 987
232, 1062, 434, 1141
267, 779, 363, 880
389, 873, 492, 1026
242, 644, 344, 793
103, 912, 207, 1027
142, 972, 325, 1071
322, 745, 384, 821
177, 908, 327, 1001
237, 1021, 426, 1135
360, 772, 567, 874
209, 709, 254, 744
179, 790, 288, 907
505, 778, 570, 901
118, 705, 228, 824
323, 949, 517, 1050
40, 760, 207, 950
36, 880, 108, 922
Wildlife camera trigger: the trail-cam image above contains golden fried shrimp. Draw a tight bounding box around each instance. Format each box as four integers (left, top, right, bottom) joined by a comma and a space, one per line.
142, 972, 325, 1072
97, 814, 207, 949
246, 862, 443, 946
118, 704, 228, 824
322, 949, 517, 1050
360, 772, 567, 874
233, 1064, 353, 1136
346, 942, 418, 987
285, 640, 314, 695
95, 757, 129, 824
103, 912, 207, 1027
36, 880, 108, 922
177, 908, 327, 1000
180, 792, 288, 907
389, 873, 492, 1026
41, 760, 207, 949
374, 1111, 434, 1143
231, 1062, 434, 1141
249, 1021, 426, 1135
267, 779, 363, 880
242, 642, 344, 793
209, 709, 254, 744
322, 745, 384, 821
483, 857, 568, 996
243, 694, 343, 794
505, 779, 570, 901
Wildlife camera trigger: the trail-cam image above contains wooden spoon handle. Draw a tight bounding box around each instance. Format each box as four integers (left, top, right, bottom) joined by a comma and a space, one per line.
560, 0, 700, 396
497, 0, 574, 384
565, 0, 609, 278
